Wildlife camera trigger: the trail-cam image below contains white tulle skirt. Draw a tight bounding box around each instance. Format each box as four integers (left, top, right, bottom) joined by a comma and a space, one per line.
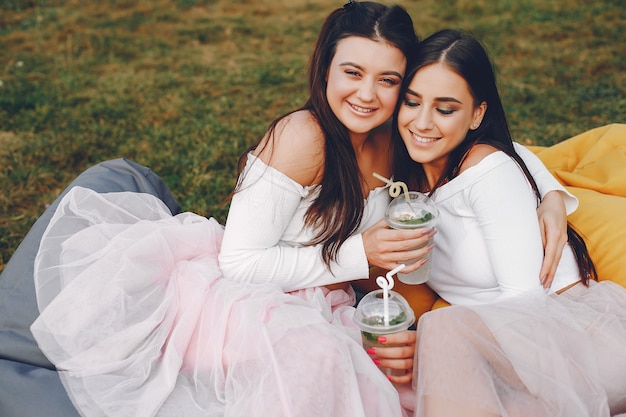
414, 281, 626, 417
30, 186, 405, 417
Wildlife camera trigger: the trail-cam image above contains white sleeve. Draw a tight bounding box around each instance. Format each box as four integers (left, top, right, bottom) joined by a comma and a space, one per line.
218, 158, 369, 292
467, 155, 546, 299
513, 142, 578, 214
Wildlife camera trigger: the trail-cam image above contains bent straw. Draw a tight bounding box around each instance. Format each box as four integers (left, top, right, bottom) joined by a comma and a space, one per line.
373, 172, 416, 214
375, 264, 406, 326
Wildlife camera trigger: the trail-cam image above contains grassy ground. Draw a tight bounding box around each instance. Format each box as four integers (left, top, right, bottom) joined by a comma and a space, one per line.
1, 0, 624, 271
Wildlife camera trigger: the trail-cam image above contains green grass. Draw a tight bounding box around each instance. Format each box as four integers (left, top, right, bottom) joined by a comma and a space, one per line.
1, 0, 624, 271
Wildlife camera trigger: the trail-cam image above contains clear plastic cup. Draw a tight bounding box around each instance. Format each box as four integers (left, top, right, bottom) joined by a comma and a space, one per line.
385, 191, 439, 285
353, 289, 415, 377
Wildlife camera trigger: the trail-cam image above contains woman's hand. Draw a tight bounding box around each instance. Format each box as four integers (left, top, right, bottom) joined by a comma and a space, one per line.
367, 330, 416, 384
536, 190, 568, 288
362, 219, 435, 273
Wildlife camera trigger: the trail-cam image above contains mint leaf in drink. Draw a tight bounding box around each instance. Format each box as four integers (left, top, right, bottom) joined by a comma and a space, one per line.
389, 311, 408, 325
362, 311, 408, 327
362, 331, 379, 344
398, 211, 433, 225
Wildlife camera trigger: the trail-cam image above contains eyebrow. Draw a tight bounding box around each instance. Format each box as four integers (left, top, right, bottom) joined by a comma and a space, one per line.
405, 88, 463, 104
339, 62, 403, 79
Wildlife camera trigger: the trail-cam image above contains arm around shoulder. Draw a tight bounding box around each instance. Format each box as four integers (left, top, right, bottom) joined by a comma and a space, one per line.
514, 142, 578, 214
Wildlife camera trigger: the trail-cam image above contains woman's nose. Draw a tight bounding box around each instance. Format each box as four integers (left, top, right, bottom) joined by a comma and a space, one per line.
414, 108, 433, 130
356, 81, 376, 102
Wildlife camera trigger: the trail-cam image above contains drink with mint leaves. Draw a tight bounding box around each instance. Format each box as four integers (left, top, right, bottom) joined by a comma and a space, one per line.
385, 191, 439, 285
354, 289, 415, 377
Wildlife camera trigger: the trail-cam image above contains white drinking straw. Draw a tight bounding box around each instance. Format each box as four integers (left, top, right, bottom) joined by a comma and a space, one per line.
376, 264, 406, 326
373, 172, 417, 217
373, 172, 411, 204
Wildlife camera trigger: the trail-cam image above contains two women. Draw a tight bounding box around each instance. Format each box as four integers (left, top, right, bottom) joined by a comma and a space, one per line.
2, 2, 587, 416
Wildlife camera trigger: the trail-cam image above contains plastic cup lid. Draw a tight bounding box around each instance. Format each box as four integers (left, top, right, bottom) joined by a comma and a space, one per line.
386, 191, 439, 229
353, 289, 415, 333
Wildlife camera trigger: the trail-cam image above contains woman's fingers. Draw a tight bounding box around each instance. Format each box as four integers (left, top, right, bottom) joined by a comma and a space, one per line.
379, 330, 417, 346
539, 231, 562, 288
370, 345, 415, 384
387, 371, 413, 385
374, 345, 415, 360
362, 220, 436, 271
536, 191, 568, 288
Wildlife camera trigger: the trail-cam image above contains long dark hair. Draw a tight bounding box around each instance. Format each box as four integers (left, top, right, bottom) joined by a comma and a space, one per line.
236, 1, 418, 269
392, 29, 597, 284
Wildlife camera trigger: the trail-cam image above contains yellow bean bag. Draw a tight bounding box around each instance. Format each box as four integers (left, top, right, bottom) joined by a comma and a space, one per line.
398, 123, 626, 316
529, 123, 626, 290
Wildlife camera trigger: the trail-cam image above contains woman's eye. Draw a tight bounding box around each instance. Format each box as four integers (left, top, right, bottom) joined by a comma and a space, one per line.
403, 98, 419, 108
381, 77, 400, 86
345, 70, 361, 77
437, 108, 455, 115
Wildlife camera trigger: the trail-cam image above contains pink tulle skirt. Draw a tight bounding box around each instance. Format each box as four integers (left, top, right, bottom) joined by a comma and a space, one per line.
31, 187, 405, 417
414, 281, 626, 417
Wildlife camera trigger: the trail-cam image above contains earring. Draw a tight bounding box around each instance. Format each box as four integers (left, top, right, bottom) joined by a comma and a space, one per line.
471, 122, 481, 130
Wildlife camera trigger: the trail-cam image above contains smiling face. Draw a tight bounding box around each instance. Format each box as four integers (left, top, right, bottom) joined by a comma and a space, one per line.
326, 36, 406, 141
397, 63, 486, 183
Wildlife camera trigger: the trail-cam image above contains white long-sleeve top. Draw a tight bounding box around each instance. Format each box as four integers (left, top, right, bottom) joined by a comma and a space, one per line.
219, 154, 390, 292
425, 150, 581, 306
219, 143, 577, 293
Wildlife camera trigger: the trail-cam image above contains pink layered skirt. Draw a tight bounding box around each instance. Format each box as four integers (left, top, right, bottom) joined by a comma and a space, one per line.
414, 281, 626, 417
31, 186, 405, 417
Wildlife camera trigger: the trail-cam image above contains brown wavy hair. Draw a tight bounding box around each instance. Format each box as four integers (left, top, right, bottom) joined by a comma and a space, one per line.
236, 2, 419, 269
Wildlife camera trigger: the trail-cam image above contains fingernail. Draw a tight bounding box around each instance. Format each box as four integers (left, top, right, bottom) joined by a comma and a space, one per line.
387, 375, 393, 381
378, 336, 387, 343
366, 348, 376, 355
373, 358, 381, 365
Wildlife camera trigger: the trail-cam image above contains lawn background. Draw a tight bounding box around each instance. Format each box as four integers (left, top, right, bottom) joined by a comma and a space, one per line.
1, 0, 625, 271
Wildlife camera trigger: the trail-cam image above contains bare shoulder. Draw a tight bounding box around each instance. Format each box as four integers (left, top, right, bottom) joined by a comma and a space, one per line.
459, 143, 499, 173
254, 110, 325, 186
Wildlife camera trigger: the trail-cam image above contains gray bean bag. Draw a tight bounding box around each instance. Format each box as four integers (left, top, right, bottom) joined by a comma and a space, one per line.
0, 159, 180, 417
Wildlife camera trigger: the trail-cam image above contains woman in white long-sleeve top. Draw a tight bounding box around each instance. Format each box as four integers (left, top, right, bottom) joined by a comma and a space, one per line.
392, 28, 626, 417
